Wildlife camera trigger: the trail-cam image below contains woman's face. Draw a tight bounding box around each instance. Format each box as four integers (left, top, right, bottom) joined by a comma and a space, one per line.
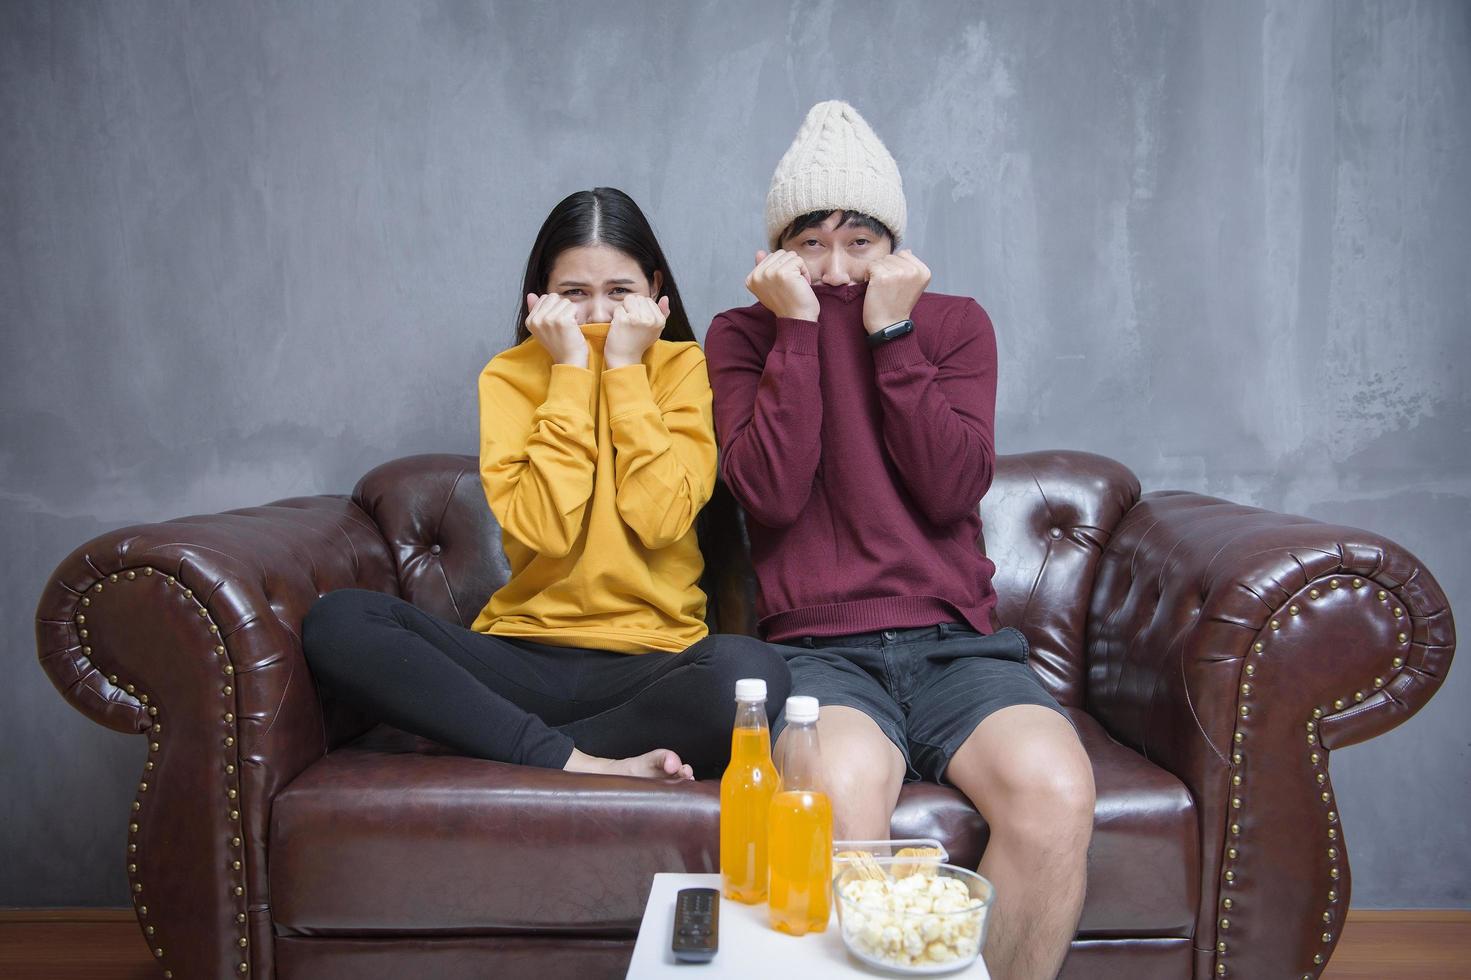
545, 245, 663, 324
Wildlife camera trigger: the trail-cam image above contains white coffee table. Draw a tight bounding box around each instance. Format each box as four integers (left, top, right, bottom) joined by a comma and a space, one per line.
627, 873, 990, 978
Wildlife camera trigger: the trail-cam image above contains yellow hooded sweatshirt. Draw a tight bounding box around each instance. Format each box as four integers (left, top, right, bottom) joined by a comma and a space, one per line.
470, 322, 715, 653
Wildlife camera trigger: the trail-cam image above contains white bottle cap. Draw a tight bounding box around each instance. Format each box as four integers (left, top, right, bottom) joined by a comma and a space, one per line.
734, 678, 767, 701
785, 695, 820, 724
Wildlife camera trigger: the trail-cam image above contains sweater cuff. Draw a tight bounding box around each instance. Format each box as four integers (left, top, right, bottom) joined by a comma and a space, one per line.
543, 363, 596, 414
773, 317, 820, 356
601, 363, 656, 419
870, 329, 926, 373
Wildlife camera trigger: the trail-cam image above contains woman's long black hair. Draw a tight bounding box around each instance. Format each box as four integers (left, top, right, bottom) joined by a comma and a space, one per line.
514, 187, 695, 345
511, 188, 749, 631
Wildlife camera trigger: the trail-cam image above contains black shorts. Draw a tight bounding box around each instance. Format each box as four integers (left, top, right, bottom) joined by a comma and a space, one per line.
771, 623, 1065, 784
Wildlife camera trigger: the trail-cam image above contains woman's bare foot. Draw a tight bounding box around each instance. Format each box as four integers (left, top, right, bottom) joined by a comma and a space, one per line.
564, 747, 694, 780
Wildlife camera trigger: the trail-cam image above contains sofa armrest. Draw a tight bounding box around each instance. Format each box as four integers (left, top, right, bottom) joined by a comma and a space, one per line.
1087, 490, 1455, 980
35, 495, 398, 980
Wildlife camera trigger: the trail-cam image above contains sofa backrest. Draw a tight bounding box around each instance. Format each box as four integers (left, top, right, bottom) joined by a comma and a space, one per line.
980, 451, 1140, 705
352, 450, 1139, 708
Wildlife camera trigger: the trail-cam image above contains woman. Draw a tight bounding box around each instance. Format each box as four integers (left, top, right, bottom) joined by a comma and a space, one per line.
303, 188, 788, 778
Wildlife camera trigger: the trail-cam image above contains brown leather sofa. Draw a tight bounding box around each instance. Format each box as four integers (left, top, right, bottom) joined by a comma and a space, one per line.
36, 450, 1455, 980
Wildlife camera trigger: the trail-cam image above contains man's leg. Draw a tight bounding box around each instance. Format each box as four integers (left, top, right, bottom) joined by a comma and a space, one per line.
944, 705, 1095, 980
776, 705, 905, 840
771, 644, 910, 840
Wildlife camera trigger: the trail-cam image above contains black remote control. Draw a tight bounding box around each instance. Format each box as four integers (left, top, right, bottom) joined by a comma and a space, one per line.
671, 887, 719, 963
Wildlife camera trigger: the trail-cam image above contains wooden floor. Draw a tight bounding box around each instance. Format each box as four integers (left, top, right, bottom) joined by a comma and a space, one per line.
0, 909, 1467, 978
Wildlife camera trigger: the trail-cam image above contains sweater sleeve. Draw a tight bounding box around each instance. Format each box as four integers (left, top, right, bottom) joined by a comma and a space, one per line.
870, 299, 997, 525
603, 347, 718, 550
705, 313, 823, 529
479, 361, 598, 558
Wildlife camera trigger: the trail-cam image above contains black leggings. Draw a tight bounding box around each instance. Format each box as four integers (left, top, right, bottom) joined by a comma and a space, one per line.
301, 589, 790, 776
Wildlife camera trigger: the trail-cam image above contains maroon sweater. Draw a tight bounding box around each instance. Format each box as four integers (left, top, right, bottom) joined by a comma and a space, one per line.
705, 281, 999, 641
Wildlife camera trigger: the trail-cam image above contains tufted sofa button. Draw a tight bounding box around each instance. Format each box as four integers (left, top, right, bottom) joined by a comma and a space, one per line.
1049, 527, 1064, 539
429, 544, 442, 556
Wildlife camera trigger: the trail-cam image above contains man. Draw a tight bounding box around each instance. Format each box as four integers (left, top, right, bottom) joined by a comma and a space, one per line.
705, 101, 1095, 980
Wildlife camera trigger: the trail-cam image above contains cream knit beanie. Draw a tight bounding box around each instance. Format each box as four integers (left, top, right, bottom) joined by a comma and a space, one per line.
764, 100, 906, 249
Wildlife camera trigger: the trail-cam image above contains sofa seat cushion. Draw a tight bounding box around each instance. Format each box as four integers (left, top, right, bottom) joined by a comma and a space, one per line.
891, 709, 1199, 937
269, 710, 1196, 938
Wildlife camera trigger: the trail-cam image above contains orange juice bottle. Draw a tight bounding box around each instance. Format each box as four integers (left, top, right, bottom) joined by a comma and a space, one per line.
720, 678, 780, 903
767, 695, 832, 935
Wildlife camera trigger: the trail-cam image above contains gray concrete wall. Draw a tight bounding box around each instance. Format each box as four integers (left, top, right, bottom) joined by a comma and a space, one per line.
3, 0, 1467, 907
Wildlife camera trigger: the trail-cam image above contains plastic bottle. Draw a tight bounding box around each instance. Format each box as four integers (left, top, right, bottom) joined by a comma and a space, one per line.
720, 678, 780, 903
767, 695, 833, 935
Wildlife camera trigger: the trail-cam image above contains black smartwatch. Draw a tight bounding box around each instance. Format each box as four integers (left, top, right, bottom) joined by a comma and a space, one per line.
867, 318, 915, 348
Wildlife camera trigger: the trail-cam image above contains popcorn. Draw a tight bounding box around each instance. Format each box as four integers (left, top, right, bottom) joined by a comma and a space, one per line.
836, 865, 987, 972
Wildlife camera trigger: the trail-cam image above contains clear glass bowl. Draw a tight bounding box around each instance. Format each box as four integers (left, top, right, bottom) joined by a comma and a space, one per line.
832, 857, 994, 975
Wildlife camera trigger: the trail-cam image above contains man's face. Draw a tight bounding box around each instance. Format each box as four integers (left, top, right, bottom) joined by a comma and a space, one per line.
781, 212, 893, 286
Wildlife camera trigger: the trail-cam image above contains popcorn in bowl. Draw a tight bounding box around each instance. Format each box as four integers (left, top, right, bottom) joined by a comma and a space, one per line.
833, 854, 994, 974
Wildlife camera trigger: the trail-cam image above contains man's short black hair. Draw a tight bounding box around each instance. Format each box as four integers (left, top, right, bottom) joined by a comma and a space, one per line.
779, 209, 895, 246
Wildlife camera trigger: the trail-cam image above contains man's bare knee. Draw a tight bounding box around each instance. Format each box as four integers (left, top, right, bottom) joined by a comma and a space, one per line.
783, 705, 904, 838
